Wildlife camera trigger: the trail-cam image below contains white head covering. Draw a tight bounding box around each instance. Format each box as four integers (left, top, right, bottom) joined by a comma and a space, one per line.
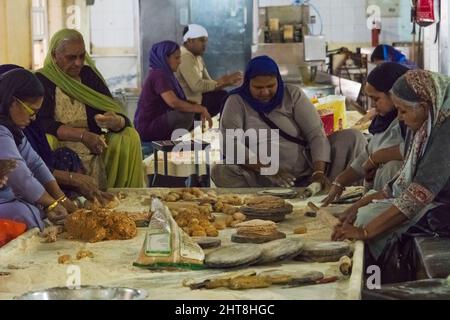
183, 24, 208, 42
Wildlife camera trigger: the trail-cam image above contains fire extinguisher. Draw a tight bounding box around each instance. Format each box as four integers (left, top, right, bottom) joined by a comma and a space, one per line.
413, 0, 436, 27
411, 0, 437, 65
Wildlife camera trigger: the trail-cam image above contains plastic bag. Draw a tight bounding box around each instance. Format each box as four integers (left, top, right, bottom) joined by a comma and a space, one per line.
316, 95, 347, 131
134, 198, 205, 270
316, 108, 334, 136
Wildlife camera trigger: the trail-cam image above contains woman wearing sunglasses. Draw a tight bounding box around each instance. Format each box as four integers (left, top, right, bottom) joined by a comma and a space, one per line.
0, 64, 116, 206
0, 68, 76, 230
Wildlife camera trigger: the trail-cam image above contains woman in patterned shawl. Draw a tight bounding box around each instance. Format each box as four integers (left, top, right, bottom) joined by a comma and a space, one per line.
332, 69, 450, 261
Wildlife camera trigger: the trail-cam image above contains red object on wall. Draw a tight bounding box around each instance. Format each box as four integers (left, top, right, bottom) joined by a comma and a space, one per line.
0, 219, 27, 247
415, 0, 435, 27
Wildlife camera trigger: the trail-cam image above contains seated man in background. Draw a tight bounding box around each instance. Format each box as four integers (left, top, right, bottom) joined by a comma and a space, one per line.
176, 24, 243, 118
36, 29, 144, 189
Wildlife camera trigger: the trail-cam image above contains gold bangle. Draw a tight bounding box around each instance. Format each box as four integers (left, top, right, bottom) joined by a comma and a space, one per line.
368, 155, 377, 167
46, 200, 59, 213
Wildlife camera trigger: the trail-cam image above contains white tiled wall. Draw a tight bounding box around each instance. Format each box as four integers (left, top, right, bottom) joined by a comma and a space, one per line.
90, 0, 135, 48
312, 0, 412, 44
89, 0, 140, 91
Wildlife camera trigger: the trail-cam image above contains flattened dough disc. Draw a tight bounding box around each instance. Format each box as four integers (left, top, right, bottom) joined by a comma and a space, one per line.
300, 241, 350, 257
257, 238, 304, 264
205, 244, 263, 268
231, 231, 286, 244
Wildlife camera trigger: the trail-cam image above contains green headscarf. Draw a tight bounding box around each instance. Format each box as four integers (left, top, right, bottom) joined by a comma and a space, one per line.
37, 28, 125, 116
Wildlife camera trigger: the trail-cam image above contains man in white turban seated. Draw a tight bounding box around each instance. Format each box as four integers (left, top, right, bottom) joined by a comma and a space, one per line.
176, 24, 243, 118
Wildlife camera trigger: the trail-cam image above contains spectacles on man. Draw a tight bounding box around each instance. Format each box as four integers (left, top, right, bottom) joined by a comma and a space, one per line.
14, 97, 37, 118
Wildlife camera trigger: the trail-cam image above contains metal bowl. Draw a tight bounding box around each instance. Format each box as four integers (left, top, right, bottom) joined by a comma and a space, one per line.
15, 286, 148, 300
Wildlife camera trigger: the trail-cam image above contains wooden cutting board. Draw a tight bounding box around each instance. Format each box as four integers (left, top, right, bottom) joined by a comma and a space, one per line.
241, 212, 287, 223
204, 244, 263, 268
231, 231, 286, 244
240, 203, 294, 215
239, 203, 293, 223
192, 237, 222, 249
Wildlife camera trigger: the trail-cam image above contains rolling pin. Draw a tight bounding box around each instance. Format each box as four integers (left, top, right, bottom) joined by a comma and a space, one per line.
339, 255, 353, 276
299, 182, 322, 199
284, 276, 340, 288
307, 202, 341, 228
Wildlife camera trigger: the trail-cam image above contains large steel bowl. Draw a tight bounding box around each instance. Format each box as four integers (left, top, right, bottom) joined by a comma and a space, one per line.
15, 286, 148, 300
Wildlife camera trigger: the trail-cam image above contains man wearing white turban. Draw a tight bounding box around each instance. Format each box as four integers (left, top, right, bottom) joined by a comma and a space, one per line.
176, 24, 243, 118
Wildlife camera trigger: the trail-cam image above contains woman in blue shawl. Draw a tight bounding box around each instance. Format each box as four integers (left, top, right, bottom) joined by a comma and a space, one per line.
212, 56, 366, 188
371, 44, 417, 69
135, 40, 212, 152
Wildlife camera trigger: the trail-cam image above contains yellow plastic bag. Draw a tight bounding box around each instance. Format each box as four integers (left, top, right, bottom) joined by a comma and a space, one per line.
317, 95, 347, 131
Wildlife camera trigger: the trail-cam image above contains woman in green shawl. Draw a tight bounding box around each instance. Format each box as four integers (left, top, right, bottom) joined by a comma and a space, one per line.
332, 69, 450, 264
35, 29, 144, 189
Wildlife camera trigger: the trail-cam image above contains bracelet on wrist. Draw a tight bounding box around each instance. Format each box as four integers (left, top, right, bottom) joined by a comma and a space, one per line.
312, 170, 325, 177
57, 196, 69, 204
368, 154, 378, 167
45, 200, 59, 213
80, 131, 86, 142
332, 181, 345, 190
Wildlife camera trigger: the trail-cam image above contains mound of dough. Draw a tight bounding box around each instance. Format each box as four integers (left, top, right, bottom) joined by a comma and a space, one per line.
65, 209, 137, 243
84, 196, 121, 210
